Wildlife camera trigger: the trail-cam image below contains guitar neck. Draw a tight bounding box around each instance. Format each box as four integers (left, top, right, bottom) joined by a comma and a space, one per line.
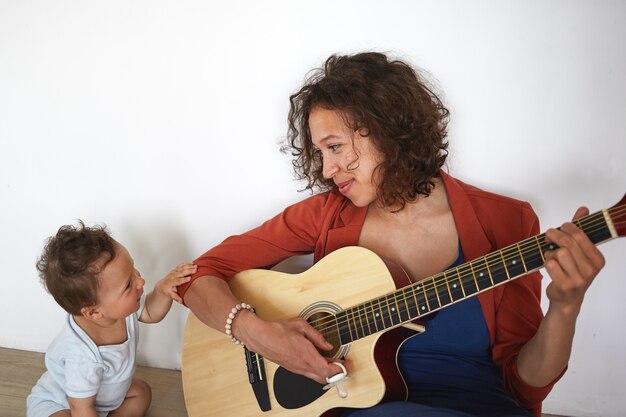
332, 207, 619, 345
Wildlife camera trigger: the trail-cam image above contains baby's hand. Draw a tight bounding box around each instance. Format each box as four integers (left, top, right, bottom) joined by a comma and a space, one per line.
155, 263, 197, 304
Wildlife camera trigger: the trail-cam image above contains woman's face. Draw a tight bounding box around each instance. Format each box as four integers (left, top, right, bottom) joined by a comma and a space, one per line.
309, 107, 384, 207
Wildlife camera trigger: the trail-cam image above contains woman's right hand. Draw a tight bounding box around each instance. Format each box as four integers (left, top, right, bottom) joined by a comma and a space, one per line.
184, 276, 349, 384
236, 312, 348, 384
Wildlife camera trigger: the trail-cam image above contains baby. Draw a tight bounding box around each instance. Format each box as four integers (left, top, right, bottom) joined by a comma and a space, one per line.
26, 222, 196, 417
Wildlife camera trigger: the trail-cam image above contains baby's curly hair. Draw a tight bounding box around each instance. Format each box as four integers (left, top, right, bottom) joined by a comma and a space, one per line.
285, 52, 449, 210
36, 221, 116, 315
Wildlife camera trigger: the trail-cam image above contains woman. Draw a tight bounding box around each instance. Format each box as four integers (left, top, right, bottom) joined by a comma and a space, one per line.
179, 52, 605, 417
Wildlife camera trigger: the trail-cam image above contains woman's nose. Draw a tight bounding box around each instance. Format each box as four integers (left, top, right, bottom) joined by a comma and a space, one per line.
322, 159, 339, 179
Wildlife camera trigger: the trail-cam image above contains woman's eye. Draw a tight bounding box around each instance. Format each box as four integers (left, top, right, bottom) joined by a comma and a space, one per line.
329, 144, 340, 151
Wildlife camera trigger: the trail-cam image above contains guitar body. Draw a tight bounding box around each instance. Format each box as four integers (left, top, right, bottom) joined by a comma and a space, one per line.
182, 247, 416, 417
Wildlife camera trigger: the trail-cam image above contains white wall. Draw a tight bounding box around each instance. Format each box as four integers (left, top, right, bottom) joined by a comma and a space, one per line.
1, 1, 624, 416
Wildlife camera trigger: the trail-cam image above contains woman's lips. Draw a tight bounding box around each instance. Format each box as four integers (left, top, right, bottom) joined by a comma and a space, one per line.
337, 180, 353, 195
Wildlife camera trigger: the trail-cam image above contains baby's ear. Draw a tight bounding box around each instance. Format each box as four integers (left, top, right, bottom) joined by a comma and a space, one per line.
80, 305, 101, 321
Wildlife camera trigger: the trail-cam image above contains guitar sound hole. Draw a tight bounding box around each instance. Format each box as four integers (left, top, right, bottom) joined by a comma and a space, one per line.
307, 311, 341, 358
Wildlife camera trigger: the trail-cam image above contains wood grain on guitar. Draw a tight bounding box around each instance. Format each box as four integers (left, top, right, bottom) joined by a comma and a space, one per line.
182, 194, 626, 417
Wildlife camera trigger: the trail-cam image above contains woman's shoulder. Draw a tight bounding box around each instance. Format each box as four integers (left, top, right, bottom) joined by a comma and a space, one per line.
444, 173, 539, 246
447, 174, 535, 217
279, 189, 365, 232
285, 189, 355, 216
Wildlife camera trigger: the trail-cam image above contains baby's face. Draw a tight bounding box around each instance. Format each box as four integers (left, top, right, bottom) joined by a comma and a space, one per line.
96, 243, 145, 319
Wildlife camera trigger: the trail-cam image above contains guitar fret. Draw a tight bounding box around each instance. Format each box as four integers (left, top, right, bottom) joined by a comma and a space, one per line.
432, 278, 442, 306
386, 294, 397, 326
392, 293, 404, 322
373, 298, 385, 331
435, 275, 452, 306
398, 288, 412, 322
520, 237, 542, 272
364, 301, 376, 334
363, 303, 373, 336
355, 304, 365, 339
412, 286, 426, 316
460, 265, 478, 296
467, 262, 481, 292
483, 256, 496, 287
486, 252, 508, 285
472, 257, 492, 291
382, 297, 394, 328
516, 243, 528, 272
503, 247, 526, 278
535, 235, 546, 263
404, 287, 419, 319
424, 278, 440, 310
417, 281, 432, 312
336, 311, 350, 344
350, 306, 363, 339
349, 308, 359, 341
443, 272, 454, 302
498, 251, 512, 280
447, 269, 465, 301
578, 212, 613, 244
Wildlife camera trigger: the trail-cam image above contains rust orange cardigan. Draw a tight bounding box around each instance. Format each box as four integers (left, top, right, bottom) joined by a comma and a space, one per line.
179, 172, 562, 416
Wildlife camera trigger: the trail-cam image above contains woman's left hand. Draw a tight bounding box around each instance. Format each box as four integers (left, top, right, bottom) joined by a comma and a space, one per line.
543, 207, 606, 314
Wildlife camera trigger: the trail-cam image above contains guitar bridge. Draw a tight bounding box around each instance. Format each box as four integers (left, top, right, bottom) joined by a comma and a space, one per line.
244, 347, 271, 411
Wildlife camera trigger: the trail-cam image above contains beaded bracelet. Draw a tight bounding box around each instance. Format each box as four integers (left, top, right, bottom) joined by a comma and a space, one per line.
225, 302, 255, 345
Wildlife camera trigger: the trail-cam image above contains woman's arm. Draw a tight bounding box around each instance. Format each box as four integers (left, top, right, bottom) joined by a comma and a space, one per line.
184, 275, 346, 384
516, 207, 606, 386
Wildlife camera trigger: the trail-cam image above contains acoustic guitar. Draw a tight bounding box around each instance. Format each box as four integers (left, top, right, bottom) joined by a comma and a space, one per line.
182, 194, 626, 417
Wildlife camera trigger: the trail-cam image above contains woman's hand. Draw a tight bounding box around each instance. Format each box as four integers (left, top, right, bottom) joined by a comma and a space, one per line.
544, 207, 606, 315
185, 276, 348, 384
236, 312, 348, 384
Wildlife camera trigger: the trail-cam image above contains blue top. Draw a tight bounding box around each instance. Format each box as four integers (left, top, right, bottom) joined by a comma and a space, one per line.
396, 246, 533, 416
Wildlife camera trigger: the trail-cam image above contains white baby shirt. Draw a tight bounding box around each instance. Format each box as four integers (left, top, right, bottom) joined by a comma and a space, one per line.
26, 302, 143, 417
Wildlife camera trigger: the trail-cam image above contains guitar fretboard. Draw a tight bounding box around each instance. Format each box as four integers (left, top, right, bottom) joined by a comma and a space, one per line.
329, 209, 615, 345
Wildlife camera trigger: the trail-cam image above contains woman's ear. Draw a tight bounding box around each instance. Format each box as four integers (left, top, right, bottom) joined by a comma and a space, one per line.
80, 305, 101, 321
356, 126, 370, 137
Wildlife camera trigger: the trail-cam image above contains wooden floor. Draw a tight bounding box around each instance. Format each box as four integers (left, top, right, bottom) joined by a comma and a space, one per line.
1, 346, 565, 417
0, 347, 187, 417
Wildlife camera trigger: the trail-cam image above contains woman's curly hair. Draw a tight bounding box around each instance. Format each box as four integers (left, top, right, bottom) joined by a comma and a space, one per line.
36, 221, 116, 315
284, 52, 450, 210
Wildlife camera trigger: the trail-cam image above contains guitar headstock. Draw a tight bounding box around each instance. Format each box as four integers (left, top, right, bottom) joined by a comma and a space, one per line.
609, 193, 626, 237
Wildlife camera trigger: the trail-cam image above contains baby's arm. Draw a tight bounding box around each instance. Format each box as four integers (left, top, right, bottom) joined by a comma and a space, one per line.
140, 263, 197, 323
67, 395, 98, 417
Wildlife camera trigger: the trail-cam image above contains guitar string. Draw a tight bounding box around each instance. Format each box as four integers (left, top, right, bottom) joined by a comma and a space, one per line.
304, 206, 626, 338
310, 215, 626, 340
307, 210, 623, 336
308, 210, 626, 337
308, 210, 626, 338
